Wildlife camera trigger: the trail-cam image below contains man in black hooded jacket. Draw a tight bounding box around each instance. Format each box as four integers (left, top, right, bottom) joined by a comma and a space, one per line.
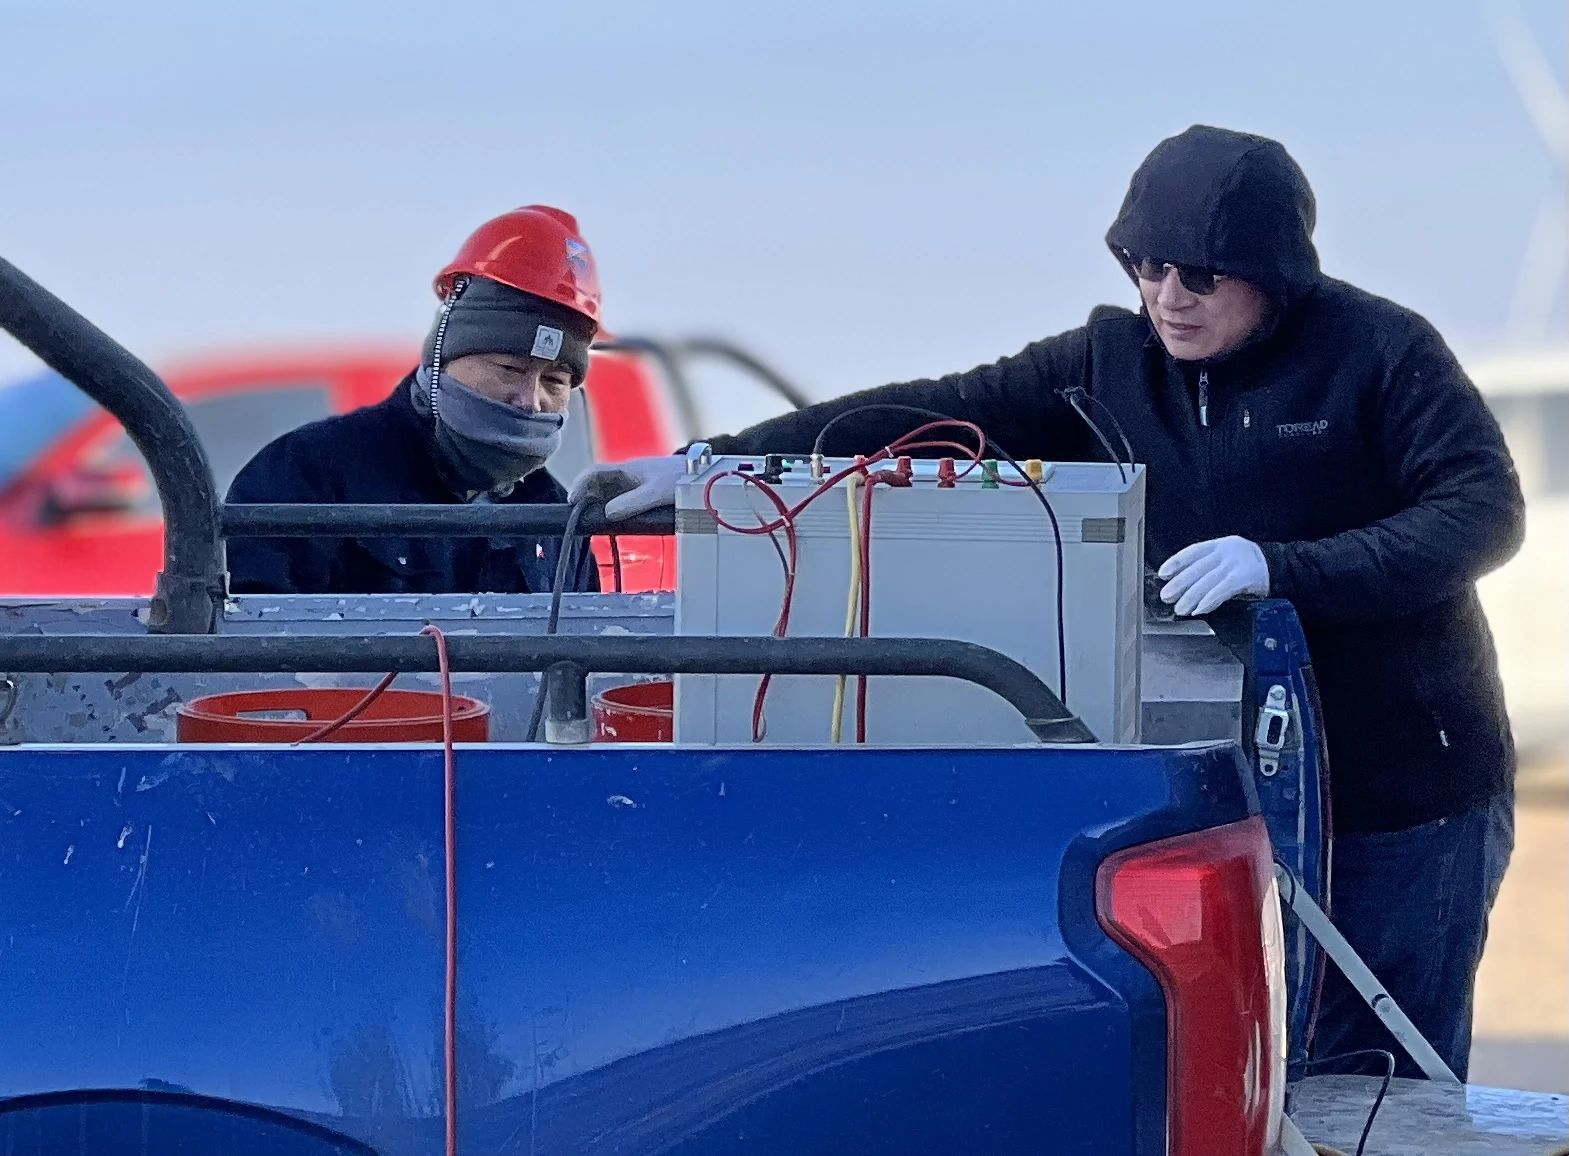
573, 125, 1525, 1081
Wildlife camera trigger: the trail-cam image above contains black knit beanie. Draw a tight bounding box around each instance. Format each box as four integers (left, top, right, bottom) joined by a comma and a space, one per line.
421, 276, 594, 385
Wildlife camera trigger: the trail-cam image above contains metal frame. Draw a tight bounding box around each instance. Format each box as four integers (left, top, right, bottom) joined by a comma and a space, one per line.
0, 633, 1096, 745
1276, 863, 1461, 1085
0, 261, 823, 632
594, 335, 813, 444
0, 259, 1096, 744
0, 257, 225, 634
222, 502, 674, 538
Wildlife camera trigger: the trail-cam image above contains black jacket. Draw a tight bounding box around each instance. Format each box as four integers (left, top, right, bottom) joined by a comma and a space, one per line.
704, 127, 1524, 834
226, 379, 599, 597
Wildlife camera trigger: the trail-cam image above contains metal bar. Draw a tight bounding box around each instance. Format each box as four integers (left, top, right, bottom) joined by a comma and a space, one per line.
672, 338, 814, 411
592, 336, 704, 444
0, 634, 1095, 744
1276, 1116, 1322, 1156
0, 257, 224, 634
222, 502, 676, 538
1276, 864, 1462, 1085
544, 661, 591, 745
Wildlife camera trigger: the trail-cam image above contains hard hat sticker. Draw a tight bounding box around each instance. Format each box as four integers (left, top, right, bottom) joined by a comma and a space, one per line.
531, 325, 565, 360
565, 238, 591, 277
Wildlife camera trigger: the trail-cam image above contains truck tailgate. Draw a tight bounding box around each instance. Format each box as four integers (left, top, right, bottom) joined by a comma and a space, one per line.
0, 740, 1254, 1155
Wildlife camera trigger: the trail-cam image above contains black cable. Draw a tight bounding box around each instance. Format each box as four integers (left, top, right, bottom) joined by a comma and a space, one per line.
1057, 387, 1133, 482
809, 404, 976, 461
1085, 392, 1135, 468
804, 402, 1067, 703
1302, 1048, 1395, 1156
1062, 392, 1126, 482
526, 498, 594, 743
608, 534, 624, 594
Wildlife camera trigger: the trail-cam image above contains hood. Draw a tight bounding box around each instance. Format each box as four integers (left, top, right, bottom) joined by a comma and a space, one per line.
1105, 125, 1321, 307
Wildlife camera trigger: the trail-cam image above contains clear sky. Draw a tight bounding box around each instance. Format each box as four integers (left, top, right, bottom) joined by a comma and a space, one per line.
1, 0, 1563, 422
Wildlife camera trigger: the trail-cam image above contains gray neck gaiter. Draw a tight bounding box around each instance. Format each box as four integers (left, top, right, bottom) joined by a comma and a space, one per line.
412, 364, 566, 499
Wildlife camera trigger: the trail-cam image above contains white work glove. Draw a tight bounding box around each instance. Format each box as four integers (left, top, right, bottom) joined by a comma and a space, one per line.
1157, 536, 1270, 617
569, 455, 686, 520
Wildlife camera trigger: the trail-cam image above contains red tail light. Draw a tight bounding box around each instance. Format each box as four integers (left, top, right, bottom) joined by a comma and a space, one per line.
1095, 816, 1286, 1155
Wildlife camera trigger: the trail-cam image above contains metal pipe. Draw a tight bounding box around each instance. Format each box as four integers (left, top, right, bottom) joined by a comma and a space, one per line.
674, 338, 815, 410
591, 336, 704, 444
1276, 864, 1462, 1084
0, 257, 224, 634
594, 335, 811, 447
0, 634, 1095, 743
672, 338, 813, 411
223, 502, 676, 538
544, 661, 591, 745
1276, 1117, 1322, 1156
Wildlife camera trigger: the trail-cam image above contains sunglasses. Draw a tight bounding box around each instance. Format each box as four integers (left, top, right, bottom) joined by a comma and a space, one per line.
1122, 250, 1229, 296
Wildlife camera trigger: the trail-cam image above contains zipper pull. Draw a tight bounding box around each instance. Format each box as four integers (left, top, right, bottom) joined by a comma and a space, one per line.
1198, 370, 1210, 427
427, 275, 470, 412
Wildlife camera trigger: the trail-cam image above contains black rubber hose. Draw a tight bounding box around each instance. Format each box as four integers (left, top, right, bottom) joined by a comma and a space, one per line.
524, 499, 594, 743
0, 256, 223, 633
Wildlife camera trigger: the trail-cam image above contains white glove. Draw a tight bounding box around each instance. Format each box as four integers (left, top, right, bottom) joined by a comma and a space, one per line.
1157, 536, 1270, 617
569, 455, 686, 520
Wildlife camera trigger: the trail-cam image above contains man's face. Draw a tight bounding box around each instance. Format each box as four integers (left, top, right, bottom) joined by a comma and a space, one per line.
444, 353, 573, 413
1133, 259, 1271, 361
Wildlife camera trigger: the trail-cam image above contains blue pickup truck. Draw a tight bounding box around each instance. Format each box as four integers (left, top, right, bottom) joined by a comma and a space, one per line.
0, 256, 1562, 1155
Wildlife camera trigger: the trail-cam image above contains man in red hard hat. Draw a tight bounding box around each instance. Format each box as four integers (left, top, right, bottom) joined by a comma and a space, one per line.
226, 205, 603, 595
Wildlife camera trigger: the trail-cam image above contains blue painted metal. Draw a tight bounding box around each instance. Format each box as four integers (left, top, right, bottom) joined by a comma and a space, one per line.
0, 741, 1255, 1155
1223, 599, 1330, 1080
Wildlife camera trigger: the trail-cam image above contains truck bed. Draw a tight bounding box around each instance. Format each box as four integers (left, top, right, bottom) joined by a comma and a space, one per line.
0, 741, 1255, 1154
1289, 1075, 1568, 1154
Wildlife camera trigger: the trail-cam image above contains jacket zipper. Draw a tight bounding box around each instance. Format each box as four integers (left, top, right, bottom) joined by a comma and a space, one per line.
426, 275, 470, 419
1196, 367, 1220, 535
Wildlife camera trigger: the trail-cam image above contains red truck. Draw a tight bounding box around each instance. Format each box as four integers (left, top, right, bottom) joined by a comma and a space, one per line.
0, 339, 803, 596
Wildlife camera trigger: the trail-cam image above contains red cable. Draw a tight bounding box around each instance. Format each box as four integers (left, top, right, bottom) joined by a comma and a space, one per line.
702, 456, 886, 537
697, 430, 992, 744
884, 422, 1045, 488
885, 432, 1033, 485
722, 476, 798, 741
419, 624, 459, 1156
882, 438, 991, 479
701, 420, 984, 538
886, 418, 987, 459
855, 474, 887, 743
293, 671, 399, 744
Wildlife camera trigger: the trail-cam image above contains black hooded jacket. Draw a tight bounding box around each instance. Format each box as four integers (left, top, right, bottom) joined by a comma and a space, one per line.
703, 125, 1525, 834
226, 379, 600, 597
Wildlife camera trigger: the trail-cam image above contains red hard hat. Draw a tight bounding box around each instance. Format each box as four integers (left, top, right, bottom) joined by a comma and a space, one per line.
434, 205, 602, 329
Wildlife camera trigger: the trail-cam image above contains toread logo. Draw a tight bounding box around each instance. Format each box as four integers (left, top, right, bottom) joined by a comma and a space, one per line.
1276, 419, 1329, 438
531, 325, 564, 360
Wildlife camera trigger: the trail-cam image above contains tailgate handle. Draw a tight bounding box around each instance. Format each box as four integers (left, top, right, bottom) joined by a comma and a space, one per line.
1254, 683, 1291, 777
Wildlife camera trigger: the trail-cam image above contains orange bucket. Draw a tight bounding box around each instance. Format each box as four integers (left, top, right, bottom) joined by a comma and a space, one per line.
592, 680, 673, 743
175, 688, 490, 743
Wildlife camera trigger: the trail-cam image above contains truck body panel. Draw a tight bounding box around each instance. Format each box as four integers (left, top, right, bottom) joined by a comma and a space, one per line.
0, 741, 1259, 1154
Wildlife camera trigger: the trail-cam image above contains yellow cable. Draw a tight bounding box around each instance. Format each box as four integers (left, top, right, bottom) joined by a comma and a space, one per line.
831, 473, 864, 742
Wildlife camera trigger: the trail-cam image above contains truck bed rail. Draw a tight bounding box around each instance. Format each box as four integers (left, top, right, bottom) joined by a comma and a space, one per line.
0, 633, 1095, 744
0, 257, 224, 633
